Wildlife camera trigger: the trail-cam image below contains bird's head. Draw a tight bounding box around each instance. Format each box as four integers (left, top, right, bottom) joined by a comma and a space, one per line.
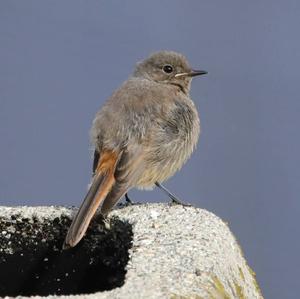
133, 51, 207, 94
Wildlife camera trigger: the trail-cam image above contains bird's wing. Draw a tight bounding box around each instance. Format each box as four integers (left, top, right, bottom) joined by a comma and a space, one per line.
63, 149, 121, 249
100, 143, 145, 215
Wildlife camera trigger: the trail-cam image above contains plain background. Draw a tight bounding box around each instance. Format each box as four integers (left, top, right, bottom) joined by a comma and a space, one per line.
1, 1, 299, 298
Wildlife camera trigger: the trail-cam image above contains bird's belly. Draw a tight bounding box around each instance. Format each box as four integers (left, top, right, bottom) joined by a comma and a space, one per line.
136, 119, 200, 189
136, 147, 189, 189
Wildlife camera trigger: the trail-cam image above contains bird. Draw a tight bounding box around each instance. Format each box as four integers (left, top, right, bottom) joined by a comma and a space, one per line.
63, 50, 207, 249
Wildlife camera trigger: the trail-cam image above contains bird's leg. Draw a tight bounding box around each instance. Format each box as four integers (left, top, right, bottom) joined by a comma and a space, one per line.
125, 192, 134, 205
155, 182, 191, 206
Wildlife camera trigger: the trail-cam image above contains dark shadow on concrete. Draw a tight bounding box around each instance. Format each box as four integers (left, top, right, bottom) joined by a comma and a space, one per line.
0, 211, 133, 297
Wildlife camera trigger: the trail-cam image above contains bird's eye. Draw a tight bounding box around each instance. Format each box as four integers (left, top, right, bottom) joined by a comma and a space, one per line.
162, 65, 173, 74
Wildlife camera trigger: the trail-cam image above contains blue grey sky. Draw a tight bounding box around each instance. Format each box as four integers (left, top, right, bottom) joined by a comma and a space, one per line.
1, 1, 299, 298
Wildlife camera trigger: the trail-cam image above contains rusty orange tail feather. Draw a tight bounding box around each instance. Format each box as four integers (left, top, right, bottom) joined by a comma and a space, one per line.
63, 150, 119, 249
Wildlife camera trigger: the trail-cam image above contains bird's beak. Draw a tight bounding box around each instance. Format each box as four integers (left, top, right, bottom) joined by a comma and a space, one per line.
175, 70, 207, 78
189, 70, 208, 77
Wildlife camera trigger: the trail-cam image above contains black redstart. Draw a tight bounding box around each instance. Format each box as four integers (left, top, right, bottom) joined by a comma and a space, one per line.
63, 51, 207, 248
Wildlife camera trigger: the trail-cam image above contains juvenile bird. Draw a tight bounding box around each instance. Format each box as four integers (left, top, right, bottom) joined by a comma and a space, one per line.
63, 51, 207, 248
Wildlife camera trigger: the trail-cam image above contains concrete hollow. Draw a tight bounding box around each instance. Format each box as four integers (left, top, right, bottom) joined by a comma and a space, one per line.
0, 207, 133, 297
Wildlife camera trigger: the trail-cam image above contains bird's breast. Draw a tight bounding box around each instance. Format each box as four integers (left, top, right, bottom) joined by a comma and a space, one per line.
136, 98, 200, 188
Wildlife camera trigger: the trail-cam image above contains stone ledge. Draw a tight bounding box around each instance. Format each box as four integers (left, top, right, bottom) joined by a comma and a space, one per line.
0, 204, 263, 299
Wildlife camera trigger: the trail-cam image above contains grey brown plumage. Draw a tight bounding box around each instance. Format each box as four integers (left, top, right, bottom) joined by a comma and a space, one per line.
63, 50, 206, 248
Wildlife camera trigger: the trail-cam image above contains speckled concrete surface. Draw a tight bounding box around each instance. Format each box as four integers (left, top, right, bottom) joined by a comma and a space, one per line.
0, 204, 263, 299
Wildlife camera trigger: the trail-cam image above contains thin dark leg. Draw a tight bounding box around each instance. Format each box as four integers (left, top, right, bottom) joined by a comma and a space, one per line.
155, 182, 191, 206
125, 192, 134, 205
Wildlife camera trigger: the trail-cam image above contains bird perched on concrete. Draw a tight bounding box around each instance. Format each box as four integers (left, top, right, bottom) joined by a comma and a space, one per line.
63, 51, 207, 248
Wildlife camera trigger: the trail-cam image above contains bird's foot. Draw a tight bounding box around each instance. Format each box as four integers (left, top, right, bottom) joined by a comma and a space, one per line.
125, 193, 134, 205
117, 192, 136, 208
155, 182, 192, 207
169, 197, 192, 207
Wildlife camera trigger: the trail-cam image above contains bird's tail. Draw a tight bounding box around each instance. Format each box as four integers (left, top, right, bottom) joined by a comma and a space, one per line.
63, 151, 119, 249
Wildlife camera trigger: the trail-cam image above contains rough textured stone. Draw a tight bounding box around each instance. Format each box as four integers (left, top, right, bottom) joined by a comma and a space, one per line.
0, 204, 263, 299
